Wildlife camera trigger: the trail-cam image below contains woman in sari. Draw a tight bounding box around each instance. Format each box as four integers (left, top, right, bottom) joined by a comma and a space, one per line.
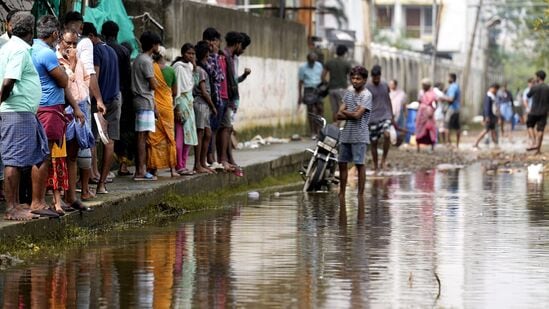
172, 43, 198, 175
148, 47, 178, 176
415, 78, 438, 152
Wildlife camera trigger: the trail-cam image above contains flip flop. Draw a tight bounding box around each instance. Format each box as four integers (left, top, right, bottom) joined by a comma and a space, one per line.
31, 208, 60, 218
133, 172, 158, 181
54, 208, 66, 216
61, 204, 77, 212
96, 186, 109, 194
177, 169, 196, 176
117, 170, 132, 176
70, 200, 92, 212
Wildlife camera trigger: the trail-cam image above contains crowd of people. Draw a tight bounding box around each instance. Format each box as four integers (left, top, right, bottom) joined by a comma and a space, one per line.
0, 10, 252, 220
298, 44, 548, 197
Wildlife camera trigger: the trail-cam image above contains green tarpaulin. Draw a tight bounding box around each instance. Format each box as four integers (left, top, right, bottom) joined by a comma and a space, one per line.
31, 0, 60, 18
73, 0, 139, 57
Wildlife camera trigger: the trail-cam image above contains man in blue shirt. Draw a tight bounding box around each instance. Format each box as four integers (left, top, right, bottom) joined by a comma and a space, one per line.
298, 53, 324, 139
441, 73, 461, 148
32, 15, 84, 217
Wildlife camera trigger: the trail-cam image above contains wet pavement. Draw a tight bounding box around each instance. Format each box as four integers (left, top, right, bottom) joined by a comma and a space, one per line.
0, 140, 312, 229
1, 163, 548, 307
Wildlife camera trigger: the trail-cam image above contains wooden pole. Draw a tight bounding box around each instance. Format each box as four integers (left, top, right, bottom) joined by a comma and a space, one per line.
430, 0, 442, 82
362, 0, 372, 68
461, 0, 483, 107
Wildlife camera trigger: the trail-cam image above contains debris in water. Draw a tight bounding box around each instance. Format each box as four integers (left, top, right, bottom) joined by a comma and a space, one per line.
248, 191, 260, 199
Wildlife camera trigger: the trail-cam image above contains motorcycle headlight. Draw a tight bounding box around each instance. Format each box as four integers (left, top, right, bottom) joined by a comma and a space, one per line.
323, 136, 337, 148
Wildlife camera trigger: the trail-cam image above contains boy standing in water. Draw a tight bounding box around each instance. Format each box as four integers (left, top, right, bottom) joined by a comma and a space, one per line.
337, 66, 372, 200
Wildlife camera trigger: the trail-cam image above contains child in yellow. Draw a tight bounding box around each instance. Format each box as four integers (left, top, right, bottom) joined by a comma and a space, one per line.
48, 138, 69, 216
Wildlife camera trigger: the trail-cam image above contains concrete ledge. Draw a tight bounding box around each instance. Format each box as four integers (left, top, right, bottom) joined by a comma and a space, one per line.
0, 143, 310, 244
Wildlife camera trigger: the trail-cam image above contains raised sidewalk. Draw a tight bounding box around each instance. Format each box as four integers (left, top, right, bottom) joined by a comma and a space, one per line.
0, 141, 311, 242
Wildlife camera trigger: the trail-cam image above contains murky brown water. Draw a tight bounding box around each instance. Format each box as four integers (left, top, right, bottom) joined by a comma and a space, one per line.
1, 164, 549, 308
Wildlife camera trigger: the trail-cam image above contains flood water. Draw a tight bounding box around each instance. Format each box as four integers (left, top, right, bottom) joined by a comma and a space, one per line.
1, 164, 549, 308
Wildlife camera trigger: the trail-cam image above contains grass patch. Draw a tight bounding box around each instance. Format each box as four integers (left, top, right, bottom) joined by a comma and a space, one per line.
0, 172, 303, 265
158, 173, 302, 212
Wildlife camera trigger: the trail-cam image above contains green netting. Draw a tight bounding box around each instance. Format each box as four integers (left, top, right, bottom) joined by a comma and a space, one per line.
31, 0, 60, 19
73, 0, 139, 58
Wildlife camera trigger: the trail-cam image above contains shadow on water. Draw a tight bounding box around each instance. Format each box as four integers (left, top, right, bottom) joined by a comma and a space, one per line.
1, 164, 549, 307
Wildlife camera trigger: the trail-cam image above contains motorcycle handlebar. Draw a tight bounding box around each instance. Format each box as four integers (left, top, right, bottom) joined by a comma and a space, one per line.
307, 113, 327, 128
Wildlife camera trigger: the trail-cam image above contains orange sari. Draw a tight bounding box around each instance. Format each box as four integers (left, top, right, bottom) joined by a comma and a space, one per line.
147, 63, 177, 169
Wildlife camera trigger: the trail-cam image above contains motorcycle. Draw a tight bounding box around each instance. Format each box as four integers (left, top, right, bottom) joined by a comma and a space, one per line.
301, 115, 341, 192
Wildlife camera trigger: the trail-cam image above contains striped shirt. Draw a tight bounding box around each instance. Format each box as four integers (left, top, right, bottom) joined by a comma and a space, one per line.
340, 86, 373, 144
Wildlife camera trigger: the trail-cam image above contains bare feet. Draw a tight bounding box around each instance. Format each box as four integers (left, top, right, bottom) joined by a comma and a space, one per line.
30, 201, 59, 218
81, 190, 95, 201
222, 162, 236, 172
4, 205, 38, 221
194, 167, 211, 174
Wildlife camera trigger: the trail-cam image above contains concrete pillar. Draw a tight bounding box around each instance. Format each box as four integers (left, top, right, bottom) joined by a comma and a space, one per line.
393, 0, 403, 37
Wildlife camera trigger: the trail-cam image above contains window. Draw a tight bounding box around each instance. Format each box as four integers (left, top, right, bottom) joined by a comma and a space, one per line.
405, 6, 433, 38
376, 6, 394, 30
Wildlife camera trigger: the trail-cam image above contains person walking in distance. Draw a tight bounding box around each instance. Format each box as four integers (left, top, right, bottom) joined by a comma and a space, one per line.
322, 44, 351, 122
439, 73, 461, 148
473, 83, 500, 149
366, 65, 394, 172
526, 70, 549, 155
523, 78, 535, 145
298, 52, 324, 139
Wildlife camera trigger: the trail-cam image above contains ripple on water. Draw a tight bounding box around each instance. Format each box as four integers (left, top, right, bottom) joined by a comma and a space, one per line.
1, 164, 549, 307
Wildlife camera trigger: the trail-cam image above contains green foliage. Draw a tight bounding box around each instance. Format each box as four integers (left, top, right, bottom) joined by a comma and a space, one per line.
373, 31, 413, 51
496, 0, 549, 75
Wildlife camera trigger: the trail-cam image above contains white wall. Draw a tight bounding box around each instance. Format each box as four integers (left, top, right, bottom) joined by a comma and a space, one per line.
235, 56, 305, 130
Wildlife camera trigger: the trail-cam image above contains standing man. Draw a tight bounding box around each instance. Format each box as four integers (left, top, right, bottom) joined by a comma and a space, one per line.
322, 44, 351, 122
57, 28, 95, 208
389, 79, 408, 129
63, 11, 107, 186
336, 66, 372, 200
132, 31, 161, 181
1, 9, 19, 46
0, 12, 50, 220
202, 27, 224, 166
366, 65, 393, 172
0, 10, 18, 201
32, 15, 85, 217
219, 31, 251, 169
440, 73, 461, 148
102, 21, 134, 177
526, 70, 549, 155
298, 52, 324, 139
84, 22, 121, 193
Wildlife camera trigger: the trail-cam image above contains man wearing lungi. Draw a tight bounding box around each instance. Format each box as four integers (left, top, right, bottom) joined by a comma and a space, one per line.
0, 12, 50, 220
31, 15, 85, 217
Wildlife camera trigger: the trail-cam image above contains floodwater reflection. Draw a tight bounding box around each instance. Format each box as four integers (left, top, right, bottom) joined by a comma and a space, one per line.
1, 164, 549, 307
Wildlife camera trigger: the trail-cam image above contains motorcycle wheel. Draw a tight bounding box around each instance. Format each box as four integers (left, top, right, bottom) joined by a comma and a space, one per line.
304, 158, 326, 192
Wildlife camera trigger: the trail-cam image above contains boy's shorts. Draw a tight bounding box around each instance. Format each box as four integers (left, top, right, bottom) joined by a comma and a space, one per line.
194, 102, 212, 130
339, 143, 367, 165
369, 119, 392, 142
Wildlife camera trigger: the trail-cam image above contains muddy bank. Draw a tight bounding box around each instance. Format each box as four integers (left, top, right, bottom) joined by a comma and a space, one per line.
368, 146, 472, 172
